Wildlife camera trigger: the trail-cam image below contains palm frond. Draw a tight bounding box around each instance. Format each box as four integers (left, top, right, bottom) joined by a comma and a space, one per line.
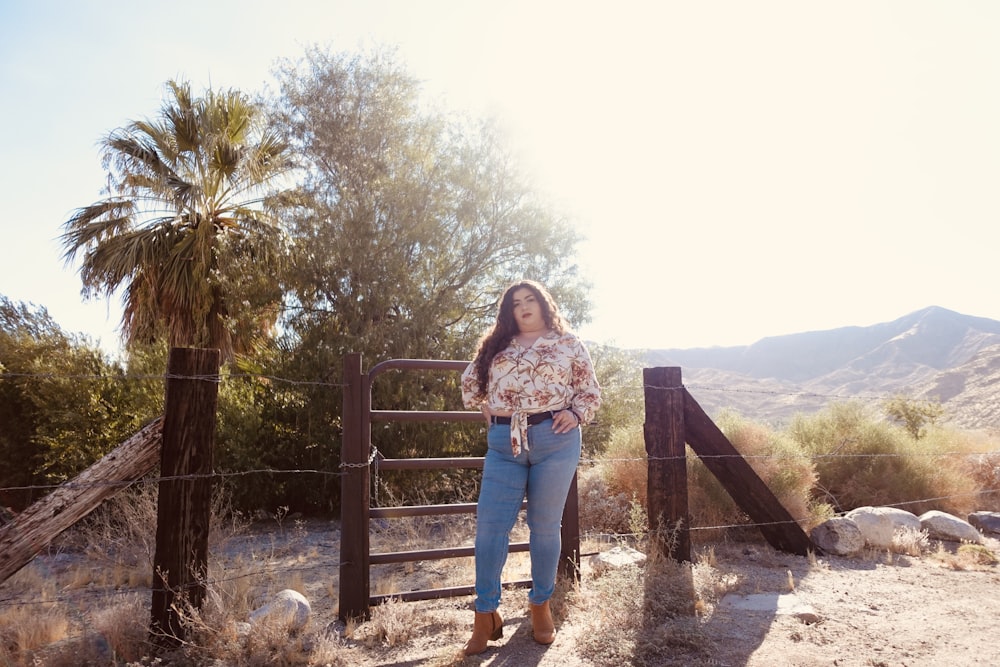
62, 77, 293, 359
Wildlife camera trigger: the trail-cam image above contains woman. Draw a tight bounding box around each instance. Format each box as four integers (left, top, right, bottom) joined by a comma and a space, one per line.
460, 280, 601, 655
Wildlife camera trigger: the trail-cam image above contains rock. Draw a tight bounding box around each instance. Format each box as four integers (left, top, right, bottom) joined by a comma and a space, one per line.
250, 589, 311, 631
810, 517, 864, 556
844, 506, 921, 549
919, 510, 983, 544
589, 545, 647, 575
968, 511, 1000, 536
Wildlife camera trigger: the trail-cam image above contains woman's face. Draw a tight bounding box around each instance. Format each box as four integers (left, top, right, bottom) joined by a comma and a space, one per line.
511, 287, 546, 333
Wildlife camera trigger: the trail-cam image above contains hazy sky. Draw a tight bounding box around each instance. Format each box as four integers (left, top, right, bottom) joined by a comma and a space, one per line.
2, 1, 998, 352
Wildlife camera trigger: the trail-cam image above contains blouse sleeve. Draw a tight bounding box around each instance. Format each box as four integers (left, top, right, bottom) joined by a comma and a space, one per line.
461, 361, 486, 409
568, 337, 602, 424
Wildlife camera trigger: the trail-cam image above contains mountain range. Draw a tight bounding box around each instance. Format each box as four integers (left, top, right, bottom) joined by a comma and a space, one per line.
643, 306, 1000, 432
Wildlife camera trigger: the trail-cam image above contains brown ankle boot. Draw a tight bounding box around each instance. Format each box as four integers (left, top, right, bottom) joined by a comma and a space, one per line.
463, 610, 503, 655
530, 601, 556, 644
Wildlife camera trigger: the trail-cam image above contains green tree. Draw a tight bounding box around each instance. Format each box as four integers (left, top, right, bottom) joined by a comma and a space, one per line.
584, 343, 645, 457
61, 80, 293, 361
0, 297, 159, 509
228, 46, 594, 511
271, 47, 589, 363
882, 395, 944, 440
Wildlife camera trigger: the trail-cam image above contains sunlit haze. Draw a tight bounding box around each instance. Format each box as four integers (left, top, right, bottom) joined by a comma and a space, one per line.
2, 1, 998, 353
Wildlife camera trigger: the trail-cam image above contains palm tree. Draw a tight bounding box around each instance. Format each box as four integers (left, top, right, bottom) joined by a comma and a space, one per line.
61, 79, 293, 361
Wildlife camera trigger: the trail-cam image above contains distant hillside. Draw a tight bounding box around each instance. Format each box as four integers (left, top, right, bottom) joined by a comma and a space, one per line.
643, 306, 1000, 431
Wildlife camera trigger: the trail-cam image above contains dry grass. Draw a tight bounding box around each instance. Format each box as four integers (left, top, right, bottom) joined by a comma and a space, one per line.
891, 526, 931, 556
568, 545, 739, 667
0, 603, 70, 658
931, 540, 1000, 569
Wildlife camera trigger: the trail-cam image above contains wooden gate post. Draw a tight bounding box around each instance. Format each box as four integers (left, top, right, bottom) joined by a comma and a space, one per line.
150, 347, 220, 648
340, 353, 371, 621
643, 367, 690, 562
559, 471, 581, 580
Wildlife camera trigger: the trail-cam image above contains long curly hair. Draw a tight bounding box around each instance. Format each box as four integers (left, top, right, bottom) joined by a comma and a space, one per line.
472, 280, 567, 395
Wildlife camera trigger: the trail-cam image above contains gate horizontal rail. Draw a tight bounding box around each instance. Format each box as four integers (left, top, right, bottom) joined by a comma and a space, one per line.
371, 542, 530, 565
377, 457, 485, 470
370, 578, 532, 605
371, 500, 526, 519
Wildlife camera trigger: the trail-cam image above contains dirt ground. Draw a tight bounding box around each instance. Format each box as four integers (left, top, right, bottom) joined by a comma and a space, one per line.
10, 519, 1000, 666
220, 520, 1000, 667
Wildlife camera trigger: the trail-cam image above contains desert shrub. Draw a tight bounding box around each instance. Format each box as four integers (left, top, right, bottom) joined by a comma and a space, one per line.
688, 411, 829, 540
576, 426, 649, 536
789, 401, 985, 515
578, 465, 642, 535
90, 595, 149, 662
602, 426, 649, 502
930, 431, 1000, 512
590, 414, 827, 541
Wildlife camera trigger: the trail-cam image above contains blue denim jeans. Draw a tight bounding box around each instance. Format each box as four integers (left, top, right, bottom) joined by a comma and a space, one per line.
473, 418, 582, 612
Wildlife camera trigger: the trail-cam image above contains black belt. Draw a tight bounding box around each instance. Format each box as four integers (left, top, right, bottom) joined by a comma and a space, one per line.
491, 411, 556, 426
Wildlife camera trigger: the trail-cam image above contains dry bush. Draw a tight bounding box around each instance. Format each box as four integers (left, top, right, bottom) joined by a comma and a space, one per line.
688, 411, 828, 541
601, 426, 648, 502
953, 441, 1000, 512
956, 543, 999, 566
171, 582, 317, 666
892, 526, 930, 556
90, 595, 150, 662
579, 426, 651, 538
589, 415, 826, 544
578, 465, 641, 535
789, 401, 992, 517
365, 597, 420, 647
67, 481, 160, 577
716, 411, 824, 525
0, 481, 251, 665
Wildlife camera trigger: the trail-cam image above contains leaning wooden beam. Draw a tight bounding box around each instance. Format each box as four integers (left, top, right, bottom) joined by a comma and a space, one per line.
683, 392, 814, 556
0, 417, 163, 583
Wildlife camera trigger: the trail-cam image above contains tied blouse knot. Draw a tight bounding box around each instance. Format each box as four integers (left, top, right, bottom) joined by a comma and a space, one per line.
461, 330, 602, 456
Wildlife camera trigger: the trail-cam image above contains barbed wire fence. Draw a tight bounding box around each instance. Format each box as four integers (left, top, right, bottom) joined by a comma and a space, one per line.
1, 369, 998, 611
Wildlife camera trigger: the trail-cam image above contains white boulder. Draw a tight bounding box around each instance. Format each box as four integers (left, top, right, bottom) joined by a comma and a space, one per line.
919, 510, 983, 544
250, 589, 311, 631
844, 506, 921, 549
589, 545, 647, 576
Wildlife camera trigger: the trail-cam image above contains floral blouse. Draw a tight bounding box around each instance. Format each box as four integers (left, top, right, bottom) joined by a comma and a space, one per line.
461, 330, 602, 456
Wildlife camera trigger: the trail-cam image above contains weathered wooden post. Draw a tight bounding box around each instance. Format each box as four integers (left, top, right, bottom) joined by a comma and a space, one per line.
643, 366, 690, 562
559, 471, 581, 580
339, 352, 372, 621
150, 347, 220, 648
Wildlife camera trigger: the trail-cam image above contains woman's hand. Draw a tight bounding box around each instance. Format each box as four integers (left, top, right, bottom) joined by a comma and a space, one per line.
552, 409, 579, 434
480, 404, 492, 425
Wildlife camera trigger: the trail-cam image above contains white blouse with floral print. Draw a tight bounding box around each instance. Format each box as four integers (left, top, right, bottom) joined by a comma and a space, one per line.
461, 330, 602, 456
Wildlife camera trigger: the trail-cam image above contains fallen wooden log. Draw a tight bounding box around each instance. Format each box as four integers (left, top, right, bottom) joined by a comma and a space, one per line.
0, 417, 163, 583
